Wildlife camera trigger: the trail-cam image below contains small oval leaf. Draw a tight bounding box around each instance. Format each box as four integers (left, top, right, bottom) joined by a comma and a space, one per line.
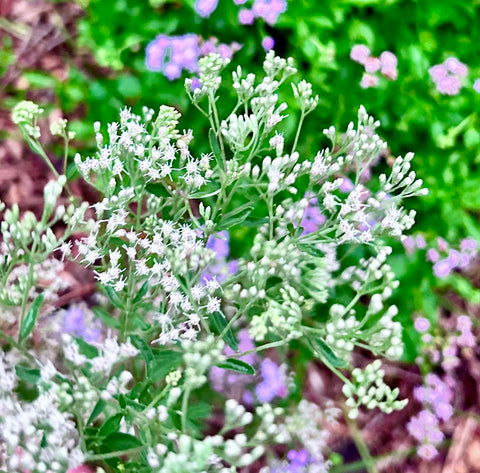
19, 293, 44, 341
217, 358, 255, 375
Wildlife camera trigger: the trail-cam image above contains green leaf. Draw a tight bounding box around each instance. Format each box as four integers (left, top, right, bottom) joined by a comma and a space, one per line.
145, 182, 170, 198
98, 413, 123, 438
75, 337, 99, 358
92, 306, 120, 329
209, 128, 224, 171
15, 365, 41, 384
133, 280, 149, 304
211, 311, 238, 352
309, 338, 348, 369
104, 285, 124, 309
87, 399, 107, 424
19, 294, 44, 341
149, 350, 183, 381
130, 335, 153, 374
217, 358, 255, 375
101, 432, 143, 452
217, 207, 254, 231
297, 243, 324, 258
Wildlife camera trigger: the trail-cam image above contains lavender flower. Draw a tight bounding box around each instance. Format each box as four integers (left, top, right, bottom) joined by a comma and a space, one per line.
251, 0, 287, 25
429, 58, 467, 95
426, 248, 439, 262
360, 73, 379, 89
146, 34, 200, 80
474, 79, 480, 93
414, 316, 431, 333
350, 45, 371, 65
63, 306, 101, 342
433, 258, 452, 278
238, 8, 255, 24
194, 0, 219, 17
262, 36, 275, 51
255, 358, 288, 402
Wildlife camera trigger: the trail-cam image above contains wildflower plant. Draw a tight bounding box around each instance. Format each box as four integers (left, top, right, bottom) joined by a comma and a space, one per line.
1, 52, 427, 472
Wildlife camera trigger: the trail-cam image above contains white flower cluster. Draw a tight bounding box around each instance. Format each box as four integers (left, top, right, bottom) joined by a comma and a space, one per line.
0, 350, 84, 473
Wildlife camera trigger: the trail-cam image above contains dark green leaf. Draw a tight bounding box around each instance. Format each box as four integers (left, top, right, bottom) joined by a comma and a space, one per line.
209, 128, 225, 171
92, 306, 120, 329
75, 337, 99, 358
133, 280, 149, 304
104, 285, 124, 309
98, 413, 123, 438
217, 358, 255, 375
19, 293, 44, 341
211, 311, 238, 352
88, 399, 107, 424
217, 207, 254, 231
145, 182, 170, 198
297, 243, 324, 258
101, 432, 143, 452
15, 365, 41, 384
309, 338, 348, 369
149, 350, 183, 381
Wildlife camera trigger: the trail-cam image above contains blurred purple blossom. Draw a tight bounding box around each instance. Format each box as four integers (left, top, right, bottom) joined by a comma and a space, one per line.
238, 8, 255, 24
364, 56, 381, 73
414, 316, 431, 333
194, 0, 219, 17
426, 248, 439, 262
360, 73, 379, 89
339, 177, 354, 193
251, 0, 287, 25
433, 258, 452, 278
255, 358, 288, 402
63, 307, 101, 342
262, 36, 275, 51
429, 58, 467, 95
350, 45, 371, 65
146, 35, 241, 80
203, 231, 238, 283
474, 79, 480, 93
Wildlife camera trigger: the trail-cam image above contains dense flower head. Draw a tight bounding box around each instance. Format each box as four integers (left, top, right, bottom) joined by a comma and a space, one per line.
194, 0, 219, 17
351, 45, 398, 87
429, 57, 468, 95
255, 358, 288, 402
146, 34, 240, 80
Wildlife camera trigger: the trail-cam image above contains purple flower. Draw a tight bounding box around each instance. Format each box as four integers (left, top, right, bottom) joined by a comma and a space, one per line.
364, 56, 381, 73
339, 177, 354, 193
287, 449, 310, 472
436, 75, 462, 95
474, 79, 480, 93
238, 8, 255, 24
433, 258, 452, 278
460, 237, 477, 252
402, 236, 416, 255
255, 359, 287, 402
416, 235, 427, 249
146, 34, 200, 80
251, 0, 287, 26
350, 45, 371, 65
233, 0, 248, 3
63, 307, 101, 342
429, 64, 448, 82
437, 237, 449, 252
194, 0, 219, 17
262, 36, 275, 51
426, 248, 439, 262
301, 204, 326, 235
380, 51, 397, 69
418, 444, 439, 460
206, 231, 230, 258
414, 316, 431, 333
444, 57, 468, 77
360, 73, 379, 89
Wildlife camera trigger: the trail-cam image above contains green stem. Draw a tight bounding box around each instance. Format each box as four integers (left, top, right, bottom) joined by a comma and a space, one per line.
181, 386, 192, 432
85, 446, 145, 461
232, 339, 287, 358
291, 110, 305, 155
344, 408, 379, 473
